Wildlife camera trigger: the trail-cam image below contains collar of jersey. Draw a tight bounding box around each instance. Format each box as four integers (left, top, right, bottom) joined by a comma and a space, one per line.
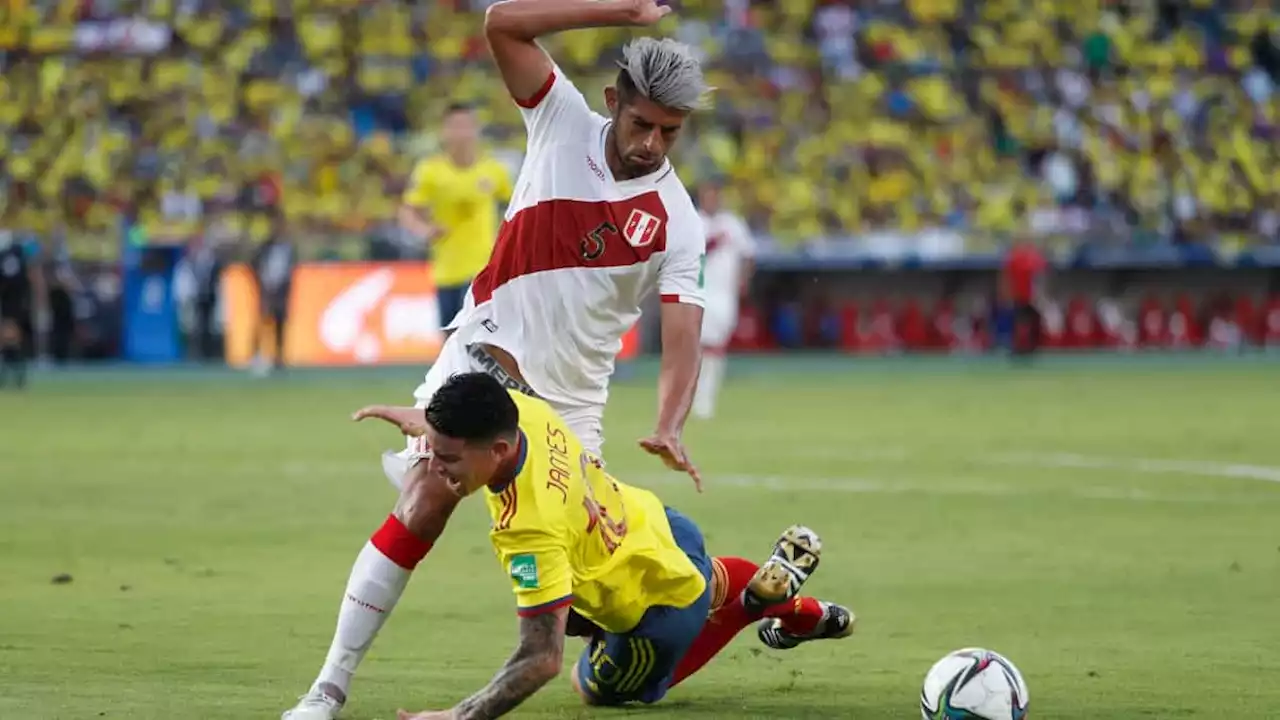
487, 428, 528, 494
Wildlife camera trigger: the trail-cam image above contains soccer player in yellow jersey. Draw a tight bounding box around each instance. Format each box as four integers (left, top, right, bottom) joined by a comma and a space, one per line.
353, 373, 855, 720
399, 103, 513, 330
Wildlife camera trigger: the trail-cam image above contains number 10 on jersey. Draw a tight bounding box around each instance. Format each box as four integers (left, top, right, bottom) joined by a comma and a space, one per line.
580, 452, 627, 554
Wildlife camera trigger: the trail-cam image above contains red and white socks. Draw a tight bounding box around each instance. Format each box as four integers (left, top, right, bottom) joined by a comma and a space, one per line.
311, 515, 433, 701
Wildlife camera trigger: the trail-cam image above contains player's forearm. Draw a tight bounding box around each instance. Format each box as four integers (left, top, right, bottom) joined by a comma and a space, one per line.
655, 304, 703, 434
453, 612, 565, 719
398, 205, 437, 241
484, 0, 638, 40
453, 652, 558, 719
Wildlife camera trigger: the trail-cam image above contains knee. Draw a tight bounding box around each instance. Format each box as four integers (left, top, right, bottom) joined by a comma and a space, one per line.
571, 676, 618, 707
392, 464, 459, 540
570, 670, 600, 705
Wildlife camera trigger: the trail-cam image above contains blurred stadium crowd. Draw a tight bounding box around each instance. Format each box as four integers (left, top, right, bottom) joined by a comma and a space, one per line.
3, 0, 1280, 264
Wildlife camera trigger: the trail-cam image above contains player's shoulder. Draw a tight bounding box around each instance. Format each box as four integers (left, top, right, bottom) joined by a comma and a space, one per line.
409, 155, 444, 180
542, 64, 597, 112
511, 392, 582, 468
500, 409, 577, 530
480, 155, 510, 175
511, 392, 578, 461
653, 175, 702, 252
523, 64, 607, 146
509, 389, 556, 424
654, 168, 699, 224
414, 153, 445, 169
537, 106, 609, 151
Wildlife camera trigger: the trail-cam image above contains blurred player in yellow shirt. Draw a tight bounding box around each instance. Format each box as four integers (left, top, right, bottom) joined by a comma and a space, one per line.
399, 103, 513, 330
346, 373, 854, 720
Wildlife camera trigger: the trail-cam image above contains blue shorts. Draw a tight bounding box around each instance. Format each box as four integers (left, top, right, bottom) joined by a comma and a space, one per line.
436, 283, 468, 329
573, 507, 713, 705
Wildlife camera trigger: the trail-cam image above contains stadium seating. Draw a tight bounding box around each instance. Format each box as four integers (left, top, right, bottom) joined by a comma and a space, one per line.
1, 0, 1279, 262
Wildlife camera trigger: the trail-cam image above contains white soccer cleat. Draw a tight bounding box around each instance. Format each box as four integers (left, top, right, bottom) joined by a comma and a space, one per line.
281, 687, 343, 720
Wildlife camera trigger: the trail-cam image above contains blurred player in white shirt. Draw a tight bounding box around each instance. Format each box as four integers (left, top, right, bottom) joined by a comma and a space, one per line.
692, 180, 755, 419
283, 2, 712, 718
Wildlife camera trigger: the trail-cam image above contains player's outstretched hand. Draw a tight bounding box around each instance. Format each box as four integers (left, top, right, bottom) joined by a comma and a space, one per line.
352, 405, 427, 437
623, 0, 672, 26
639, 432, 703, 492
396, 710, 454, 720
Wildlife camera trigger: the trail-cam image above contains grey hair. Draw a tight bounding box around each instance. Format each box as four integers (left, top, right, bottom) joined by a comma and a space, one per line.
616, 37, 711, 112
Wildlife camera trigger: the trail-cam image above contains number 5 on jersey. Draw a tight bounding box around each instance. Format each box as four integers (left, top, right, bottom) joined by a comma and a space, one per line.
582, 222, 618, 261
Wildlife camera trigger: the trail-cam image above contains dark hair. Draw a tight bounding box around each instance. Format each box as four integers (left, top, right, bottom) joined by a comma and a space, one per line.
615, 67, 640, 108
444, 101, 475, 117
425, 372, 519, 444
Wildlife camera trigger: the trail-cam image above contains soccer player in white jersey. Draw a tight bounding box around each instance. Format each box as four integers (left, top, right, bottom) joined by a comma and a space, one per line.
691, 179, 756, 420
282, 2, 710, 719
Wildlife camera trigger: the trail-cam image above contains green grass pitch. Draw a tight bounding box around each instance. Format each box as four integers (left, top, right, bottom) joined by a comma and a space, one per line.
3, 357, 1279, 719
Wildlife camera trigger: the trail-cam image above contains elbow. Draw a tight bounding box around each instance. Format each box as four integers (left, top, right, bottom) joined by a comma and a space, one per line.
531, 652, 562, 687
483, 2, 515, 39
537, 641, 564, 680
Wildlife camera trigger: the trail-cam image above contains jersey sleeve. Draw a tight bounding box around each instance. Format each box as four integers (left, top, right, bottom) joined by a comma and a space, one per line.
402, 159, 434, 207
515, 64, 595, 152
492, 528, 575, 617
658, 203, 707, 307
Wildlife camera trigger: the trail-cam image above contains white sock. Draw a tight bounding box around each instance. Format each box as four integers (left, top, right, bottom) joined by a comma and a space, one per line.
693, 352, 726, 419
313, 541, 412, 699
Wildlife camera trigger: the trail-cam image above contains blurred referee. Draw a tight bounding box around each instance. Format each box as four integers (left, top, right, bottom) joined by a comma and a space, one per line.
250, 215, 296, 376
399, 103, 512, 332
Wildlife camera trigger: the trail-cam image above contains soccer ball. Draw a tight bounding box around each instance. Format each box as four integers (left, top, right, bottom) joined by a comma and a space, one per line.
920, 648, 1029, 719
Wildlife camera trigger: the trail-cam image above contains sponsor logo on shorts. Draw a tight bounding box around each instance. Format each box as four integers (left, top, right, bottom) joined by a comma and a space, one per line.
467, 344, 539, 398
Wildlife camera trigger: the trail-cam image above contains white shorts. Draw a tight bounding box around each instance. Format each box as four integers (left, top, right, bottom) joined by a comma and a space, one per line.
382, 334, 607, 488
700, 297, 739, 349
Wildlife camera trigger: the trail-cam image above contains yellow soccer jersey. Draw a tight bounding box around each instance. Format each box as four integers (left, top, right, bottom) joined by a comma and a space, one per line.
486, 392, 706, 633
402, 154, 512, 287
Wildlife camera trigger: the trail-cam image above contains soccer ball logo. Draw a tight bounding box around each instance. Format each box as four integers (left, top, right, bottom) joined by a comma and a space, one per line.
920, 648, 1029, 720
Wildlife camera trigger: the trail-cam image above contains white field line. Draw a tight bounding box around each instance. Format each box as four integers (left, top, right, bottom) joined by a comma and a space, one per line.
281, 449, 1280, 505
794, 446, 1280, 485
991, 452, 1280, 484
630, 473, 1276, 506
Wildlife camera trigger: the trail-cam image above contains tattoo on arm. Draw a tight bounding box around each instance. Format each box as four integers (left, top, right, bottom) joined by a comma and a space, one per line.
454, 609, 567, 720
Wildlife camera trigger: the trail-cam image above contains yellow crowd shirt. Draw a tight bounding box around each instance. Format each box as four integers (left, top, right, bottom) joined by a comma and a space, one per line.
486, 392, 706, 633
402, 154, 512, 287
